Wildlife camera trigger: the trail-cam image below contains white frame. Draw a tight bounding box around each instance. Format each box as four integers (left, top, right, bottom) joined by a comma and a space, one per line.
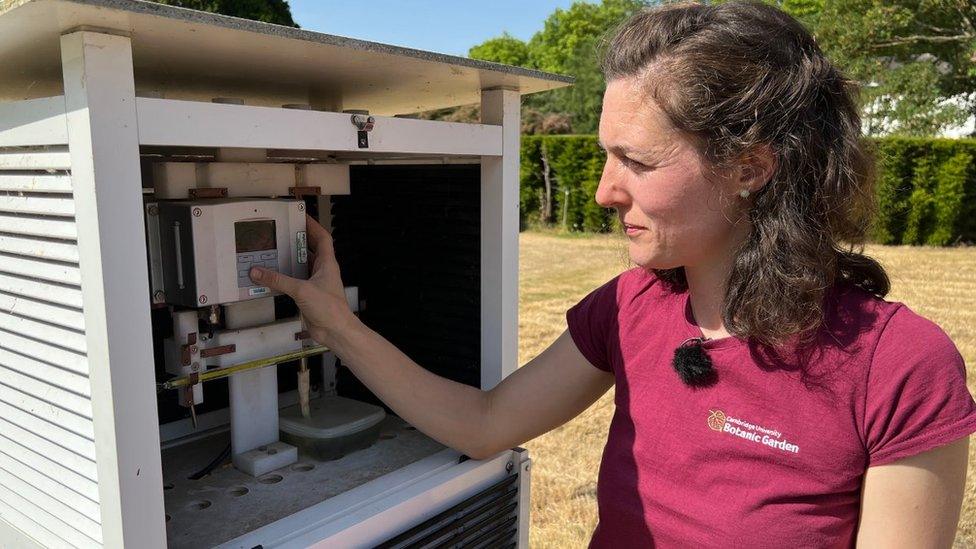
0, 25, 526, 548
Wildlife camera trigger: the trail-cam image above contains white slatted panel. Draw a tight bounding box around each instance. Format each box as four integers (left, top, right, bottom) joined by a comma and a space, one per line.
0, 145, 100, 547
0, 173, 72, 193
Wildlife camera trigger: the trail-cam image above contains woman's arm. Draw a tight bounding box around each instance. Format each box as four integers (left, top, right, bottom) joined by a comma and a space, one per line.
250, 215, 614, 459
855, 436, 970, 548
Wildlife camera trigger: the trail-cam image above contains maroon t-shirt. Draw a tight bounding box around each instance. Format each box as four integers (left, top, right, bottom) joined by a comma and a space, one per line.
566, 267, 976, 548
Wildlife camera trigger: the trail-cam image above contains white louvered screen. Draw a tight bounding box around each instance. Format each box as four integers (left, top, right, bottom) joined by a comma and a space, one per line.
0, 145, 102, 548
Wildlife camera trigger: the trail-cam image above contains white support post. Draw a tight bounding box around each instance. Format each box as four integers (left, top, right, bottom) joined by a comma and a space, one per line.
480, 88, 520, 390
61, 31, 166, 548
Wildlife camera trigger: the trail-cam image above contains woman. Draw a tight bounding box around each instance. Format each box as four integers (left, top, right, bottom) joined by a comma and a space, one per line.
250, 2, 976, 546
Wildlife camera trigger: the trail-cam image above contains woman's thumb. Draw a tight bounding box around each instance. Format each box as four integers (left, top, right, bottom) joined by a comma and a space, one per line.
249, 267, 301, 297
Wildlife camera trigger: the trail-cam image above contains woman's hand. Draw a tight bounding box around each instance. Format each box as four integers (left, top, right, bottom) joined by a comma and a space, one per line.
248, 214, 355, 347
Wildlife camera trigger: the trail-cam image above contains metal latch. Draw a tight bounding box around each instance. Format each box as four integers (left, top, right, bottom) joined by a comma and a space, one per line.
350, 113, 375, 148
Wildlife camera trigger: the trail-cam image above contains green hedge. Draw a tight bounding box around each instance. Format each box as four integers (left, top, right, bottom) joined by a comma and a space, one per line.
520, 135, 976, 245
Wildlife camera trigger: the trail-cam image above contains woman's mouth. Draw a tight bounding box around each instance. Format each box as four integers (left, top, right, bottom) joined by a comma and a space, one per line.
623, 222, 646, 236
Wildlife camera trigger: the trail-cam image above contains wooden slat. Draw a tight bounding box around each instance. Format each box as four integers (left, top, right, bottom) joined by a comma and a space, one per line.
0, 400, 95, 461
0, 97, 69, 148
0, 311, 87, 354
0, 173, 72, 193
0, 380, 94, 436
0, 272, 84, 309
0, 432, 99, 502
0, 212, 77, 240
0, 328, 88, 377
0, 252, 82, 286
0, 233, 79, 263
0, 452, 99, 522
0, 348, 92, 398
0, 415, 97, 482
0, 291, 84, 331
0, 194, 75, 216
0, 150, 71, 171
0, 472, 101, 545
0, 498, 65, 548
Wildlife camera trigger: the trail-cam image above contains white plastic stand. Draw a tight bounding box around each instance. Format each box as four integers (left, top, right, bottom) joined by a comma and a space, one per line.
224, 298, 298, 476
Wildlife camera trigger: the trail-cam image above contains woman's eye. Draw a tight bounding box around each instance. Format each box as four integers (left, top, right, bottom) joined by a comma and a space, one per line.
623, 157, 649, 171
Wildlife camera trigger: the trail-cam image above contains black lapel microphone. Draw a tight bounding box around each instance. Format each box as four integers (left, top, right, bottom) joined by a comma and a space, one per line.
673, 337, 717, 386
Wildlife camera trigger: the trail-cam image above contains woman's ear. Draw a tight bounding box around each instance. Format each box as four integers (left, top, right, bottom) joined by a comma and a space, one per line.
738, 144, 777, 193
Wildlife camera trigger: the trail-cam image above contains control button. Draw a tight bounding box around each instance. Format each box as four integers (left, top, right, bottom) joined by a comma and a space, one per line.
260, 252, 277, 260
238, 255, 253, 263
238, 269, 250, 278
263, 261, 278, 270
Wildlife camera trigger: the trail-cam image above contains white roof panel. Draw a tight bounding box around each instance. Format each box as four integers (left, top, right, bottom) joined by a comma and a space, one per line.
0, 0, 573, 114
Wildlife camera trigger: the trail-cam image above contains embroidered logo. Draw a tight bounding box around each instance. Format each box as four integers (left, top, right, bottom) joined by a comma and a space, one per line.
707, 409, 726, 432
707, 409, 799, 454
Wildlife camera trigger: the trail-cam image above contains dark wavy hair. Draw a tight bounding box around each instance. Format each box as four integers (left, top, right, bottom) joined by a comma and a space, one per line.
602, 1, 890, 348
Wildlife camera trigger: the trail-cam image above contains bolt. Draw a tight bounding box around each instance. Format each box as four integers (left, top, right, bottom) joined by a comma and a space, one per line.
189, 345, 198, 355
191, 362, 200, 372
199, 295, 208, 304
153, 290, 165, 302
524, 463, 531, 471
298, 202, 305, 211
147, 205, 159, 216
192, 207, 202, 217
506, 461, 514, 473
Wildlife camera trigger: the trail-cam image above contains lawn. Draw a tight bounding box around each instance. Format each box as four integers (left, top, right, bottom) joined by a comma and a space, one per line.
517, 231, 976, 548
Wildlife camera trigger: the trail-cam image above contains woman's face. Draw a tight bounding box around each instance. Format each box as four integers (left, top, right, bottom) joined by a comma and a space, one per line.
596, 77, 749, 271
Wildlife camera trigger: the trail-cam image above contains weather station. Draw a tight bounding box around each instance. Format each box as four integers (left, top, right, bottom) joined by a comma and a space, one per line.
0, 0, 571, 547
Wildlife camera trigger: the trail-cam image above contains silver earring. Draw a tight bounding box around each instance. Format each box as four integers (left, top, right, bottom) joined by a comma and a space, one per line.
739, 189, 750, 198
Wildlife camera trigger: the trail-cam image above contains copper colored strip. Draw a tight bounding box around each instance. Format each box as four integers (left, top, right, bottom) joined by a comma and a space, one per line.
201, 344, 236, 358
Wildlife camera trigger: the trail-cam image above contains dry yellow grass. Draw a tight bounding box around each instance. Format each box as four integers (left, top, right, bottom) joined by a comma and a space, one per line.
517, 231, 976, 548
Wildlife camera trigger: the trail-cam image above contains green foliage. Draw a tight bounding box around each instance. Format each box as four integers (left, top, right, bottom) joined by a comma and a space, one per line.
521, 135, 612, 232
872, 138, 976, 245
152, 0, 298, 27
522, 134, 976, 245
803, 0, 975, 137
470, 0, 647, 134
468, 33, 530, 67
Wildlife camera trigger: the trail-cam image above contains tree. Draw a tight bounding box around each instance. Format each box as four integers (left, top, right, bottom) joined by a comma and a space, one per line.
153, 0, 299, 27
467, 0, 648, 134
469, 33, 530, 68
773, 0, 975, 137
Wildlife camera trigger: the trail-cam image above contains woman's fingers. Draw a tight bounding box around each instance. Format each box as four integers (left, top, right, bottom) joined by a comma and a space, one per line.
305, 214, 334, 256
249, 267, 303, 298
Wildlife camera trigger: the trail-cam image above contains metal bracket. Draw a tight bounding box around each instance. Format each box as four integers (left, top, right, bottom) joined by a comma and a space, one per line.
351, 114, 375, 149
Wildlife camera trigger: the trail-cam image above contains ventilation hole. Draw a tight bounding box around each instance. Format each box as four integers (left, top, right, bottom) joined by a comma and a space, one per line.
163, 483, 174, 490
188, 500, 211, 511
228, 486, 249, 497
266, 448, 278, 455
258, 474, 283, 484
379, 433, 396, 440
291, 463, 314, 472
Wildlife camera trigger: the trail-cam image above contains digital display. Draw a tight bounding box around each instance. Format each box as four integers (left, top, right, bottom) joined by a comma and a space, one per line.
235, 220, 277, 253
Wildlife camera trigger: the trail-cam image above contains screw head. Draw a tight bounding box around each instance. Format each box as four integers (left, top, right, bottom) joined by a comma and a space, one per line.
192, 207, 202, 217
189, 345, 198, 355
191, 362, 200, 372
153, 290, 165, 301
199, 295, 208, 304
298, 202, 305, 211
505, 461, 514, 473
147, 205, 159, 216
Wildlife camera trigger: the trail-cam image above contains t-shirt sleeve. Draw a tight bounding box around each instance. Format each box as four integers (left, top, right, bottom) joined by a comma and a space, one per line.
863, 305, 976, 466
565, 276, 620, 373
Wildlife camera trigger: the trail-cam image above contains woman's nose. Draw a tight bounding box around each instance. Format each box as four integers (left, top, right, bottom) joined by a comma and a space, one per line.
594, 163, 627, 208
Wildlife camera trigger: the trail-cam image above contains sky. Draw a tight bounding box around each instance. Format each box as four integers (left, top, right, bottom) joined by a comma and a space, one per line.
288, 0, 577, 57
